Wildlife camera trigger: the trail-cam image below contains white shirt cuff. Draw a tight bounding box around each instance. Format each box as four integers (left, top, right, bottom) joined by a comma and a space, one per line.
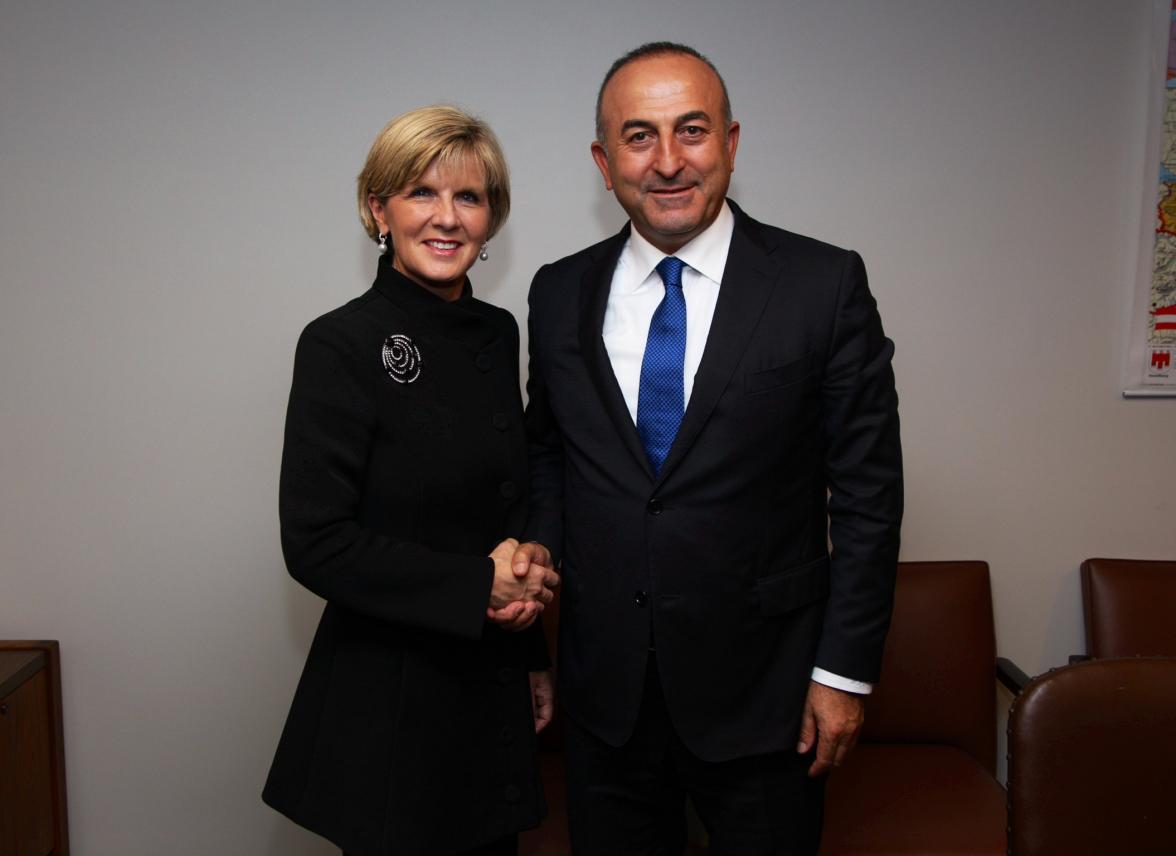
811, 667, 873, 695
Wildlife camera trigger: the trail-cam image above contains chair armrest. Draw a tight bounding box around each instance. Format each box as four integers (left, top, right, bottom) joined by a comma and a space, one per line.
997, 657, 1032, 694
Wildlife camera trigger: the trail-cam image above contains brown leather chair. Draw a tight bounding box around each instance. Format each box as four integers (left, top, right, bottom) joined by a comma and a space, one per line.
1007, 657, 1176, 855
1080, 558, 1176, 657
820, 561, 1019, 855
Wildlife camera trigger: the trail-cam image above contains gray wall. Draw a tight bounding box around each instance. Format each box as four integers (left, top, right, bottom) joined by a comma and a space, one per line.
2, 1, 1173, 853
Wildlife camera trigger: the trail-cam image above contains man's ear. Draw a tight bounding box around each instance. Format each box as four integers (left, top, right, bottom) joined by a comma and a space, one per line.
590, 141, 614, 191
725, 120, 741, 172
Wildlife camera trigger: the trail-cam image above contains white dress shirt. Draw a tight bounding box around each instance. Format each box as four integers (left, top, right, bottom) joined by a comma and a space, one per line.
601, 202, 872, 696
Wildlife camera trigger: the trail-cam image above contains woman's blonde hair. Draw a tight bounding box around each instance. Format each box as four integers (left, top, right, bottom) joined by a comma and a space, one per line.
357, 105, 510, 242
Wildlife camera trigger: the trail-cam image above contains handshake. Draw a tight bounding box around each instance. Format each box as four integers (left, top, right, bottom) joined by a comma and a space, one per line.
485, 538, 559, 632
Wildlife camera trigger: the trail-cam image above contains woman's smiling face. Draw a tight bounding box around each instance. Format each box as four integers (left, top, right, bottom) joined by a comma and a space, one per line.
369, 155, 491, 301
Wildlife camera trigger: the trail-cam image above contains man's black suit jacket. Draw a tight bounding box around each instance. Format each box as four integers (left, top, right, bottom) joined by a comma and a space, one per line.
523, 201, 903, 763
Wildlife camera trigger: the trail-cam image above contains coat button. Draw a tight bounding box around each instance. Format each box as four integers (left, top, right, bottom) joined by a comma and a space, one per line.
492, 412, 509, 431
646, 498, 662, 515
500, 725, 515, 745
497, 667, 512, 684
476, 354, 493, 372
634, 590, 648, 607
499, 480, 518, 500
504, 784, 521, 804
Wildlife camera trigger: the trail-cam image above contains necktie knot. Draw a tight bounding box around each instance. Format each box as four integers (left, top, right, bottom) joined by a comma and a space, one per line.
656, 256, 684, 290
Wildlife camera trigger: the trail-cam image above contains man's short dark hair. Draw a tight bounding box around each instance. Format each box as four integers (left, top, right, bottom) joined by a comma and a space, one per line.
595, 42, 733, 144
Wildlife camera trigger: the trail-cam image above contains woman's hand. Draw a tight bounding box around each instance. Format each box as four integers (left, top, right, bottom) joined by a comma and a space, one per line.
486, 539, 559, 631
530, 670, 555, 733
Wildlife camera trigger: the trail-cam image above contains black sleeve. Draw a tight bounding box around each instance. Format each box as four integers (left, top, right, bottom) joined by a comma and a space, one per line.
278, 319, 495, 640
521, 267, 566, 564
816, 251, 904, 682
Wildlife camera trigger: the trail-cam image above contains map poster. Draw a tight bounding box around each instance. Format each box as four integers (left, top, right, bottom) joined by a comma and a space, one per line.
1139, 1, 1176, 389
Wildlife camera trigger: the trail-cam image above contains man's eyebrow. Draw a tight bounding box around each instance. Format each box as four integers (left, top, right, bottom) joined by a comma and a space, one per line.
618, 112, 713, 136
619, 119, 656, 134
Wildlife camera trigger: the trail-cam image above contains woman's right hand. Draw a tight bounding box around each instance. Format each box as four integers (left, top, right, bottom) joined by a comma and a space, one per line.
487, 538, 559, 630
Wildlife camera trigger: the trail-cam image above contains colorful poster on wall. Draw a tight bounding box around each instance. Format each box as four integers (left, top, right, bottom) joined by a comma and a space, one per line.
1142, 1, 1176, 387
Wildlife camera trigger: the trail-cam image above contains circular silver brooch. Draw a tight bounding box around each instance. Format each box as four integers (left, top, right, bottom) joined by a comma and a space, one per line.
381, 334, 421, 384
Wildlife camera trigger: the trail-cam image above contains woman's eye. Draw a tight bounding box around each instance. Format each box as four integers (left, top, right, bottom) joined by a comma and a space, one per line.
407, 187, 431, 198
458, 191, 482, 204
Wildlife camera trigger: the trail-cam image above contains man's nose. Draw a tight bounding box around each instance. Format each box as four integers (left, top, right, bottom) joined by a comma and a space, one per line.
653, 138, 684, 178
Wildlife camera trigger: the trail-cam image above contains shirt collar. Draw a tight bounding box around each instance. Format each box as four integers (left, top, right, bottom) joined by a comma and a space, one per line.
622, 200, 734, 289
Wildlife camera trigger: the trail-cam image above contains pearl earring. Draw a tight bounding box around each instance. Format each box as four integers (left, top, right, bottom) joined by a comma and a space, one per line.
479, 243, 489, 261
377, 232, 388, 255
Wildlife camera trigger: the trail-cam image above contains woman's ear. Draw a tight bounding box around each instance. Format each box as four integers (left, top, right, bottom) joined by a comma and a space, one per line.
368, 193, 388, 235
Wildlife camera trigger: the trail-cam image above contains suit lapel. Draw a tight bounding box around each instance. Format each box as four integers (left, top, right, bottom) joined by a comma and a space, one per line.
656, 206, 782, 485
577, 226, 656, 480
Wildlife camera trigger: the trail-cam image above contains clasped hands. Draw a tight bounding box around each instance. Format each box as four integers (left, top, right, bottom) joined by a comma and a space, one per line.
486, 538, 558, 632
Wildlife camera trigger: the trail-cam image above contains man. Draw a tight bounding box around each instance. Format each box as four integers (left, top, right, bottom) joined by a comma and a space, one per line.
516, 42, 902, 854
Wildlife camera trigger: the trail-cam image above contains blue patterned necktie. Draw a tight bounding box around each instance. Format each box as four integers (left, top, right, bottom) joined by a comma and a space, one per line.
636, 256, 687, 474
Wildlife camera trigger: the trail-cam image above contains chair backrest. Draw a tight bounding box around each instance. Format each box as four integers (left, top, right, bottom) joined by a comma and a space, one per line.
1007, 657, 1176, 856
1081, 558, 1176, 657
860, 560, 996, 774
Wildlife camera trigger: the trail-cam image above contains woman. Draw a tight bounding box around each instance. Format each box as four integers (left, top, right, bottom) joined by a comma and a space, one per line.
263, 106, 556, 856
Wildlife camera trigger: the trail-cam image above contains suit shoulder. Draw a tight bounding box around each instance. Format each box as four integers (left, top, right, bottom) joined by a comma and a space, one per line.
468, 297, 520, 338
749, 217, 858, 265
532, 234, 619, 285
780, 229, 856, 262
529, 233, 623, 322
548, 233, 619, 270
296, 288, 385, 356
303, 288, 380, 331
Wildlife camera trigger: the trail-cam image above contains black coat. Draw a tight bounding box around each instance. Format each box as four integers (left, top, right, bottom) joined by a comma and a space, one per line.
263, 257, 547, 855
523, 201, 903, 763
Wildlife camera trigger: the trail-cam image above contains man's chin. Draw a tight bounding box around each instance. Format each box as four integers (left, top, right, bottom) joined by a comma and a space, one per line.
641, 214, 704, 245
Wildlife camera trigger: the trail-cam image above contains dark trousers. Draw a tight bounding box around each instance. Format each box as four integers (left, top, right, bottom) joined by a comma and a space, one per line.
459, 836, 517, 856
343, 835, 516, 856
563, 660, 824, 856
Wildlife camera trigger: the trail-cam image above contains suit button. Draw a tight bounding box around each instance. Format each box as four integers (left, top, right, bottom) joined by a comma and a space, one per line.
476, 353, 493, 372
634, 590, 648, 608
497, 667, 512, 684
504, 784, 521, 804
646, 498, 662, 515
499, 480, 518, 500
492, 412, 509, 431
500, 725, 515, 745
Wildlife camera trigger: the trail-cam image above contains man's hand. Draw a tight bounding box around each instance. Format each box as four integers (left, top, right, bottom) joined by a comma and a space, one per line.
510, 541, 553, 582
797, 681, 865, 777
486, 540, 559, 632
529, 669, 555, 733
